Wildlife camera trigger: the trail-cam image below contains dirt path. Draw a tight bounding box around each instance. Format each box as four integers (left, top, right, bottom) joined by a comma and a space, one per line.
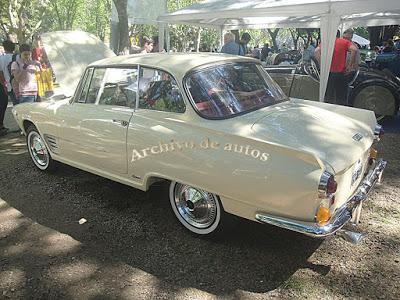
0, 108, 399, 299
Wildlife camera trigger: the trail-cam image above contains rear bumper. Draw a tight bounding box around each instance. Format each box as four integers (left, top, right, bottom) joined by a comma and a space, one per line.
255, 159, 387, 238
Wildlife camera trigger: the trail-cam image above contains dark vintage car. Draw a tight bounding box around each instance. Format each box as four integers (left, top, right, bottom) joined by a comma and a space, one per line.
265, 60, 400, 120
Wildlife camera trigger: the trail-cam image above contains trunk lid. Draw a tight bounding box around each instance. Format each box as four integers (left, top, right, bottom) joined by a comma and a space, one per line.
250, 102, 373, 173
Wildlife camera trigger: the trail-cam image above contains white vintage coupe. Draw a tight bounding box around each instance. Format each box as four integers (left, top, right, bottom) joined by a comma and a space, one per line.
12, 32, 386, 240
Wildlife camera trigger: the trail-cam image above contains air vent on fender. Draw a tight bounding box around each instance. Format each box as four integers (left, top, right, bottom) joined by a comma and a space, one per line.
44, 134, 59, 153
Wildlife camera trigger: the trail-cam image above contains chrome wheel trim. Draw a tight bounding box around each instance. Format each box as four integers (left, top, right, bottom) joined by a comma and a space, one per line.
27, 130, 49, 170
169, 182, 221, 234
310, 58, 320, 81
353, 85, 396, 119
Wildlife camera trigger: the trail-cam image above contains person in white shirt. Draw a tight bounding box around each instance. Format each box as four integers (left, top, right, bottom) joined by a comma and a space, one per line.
0, 40, 16, 134
0, 40, 18, 106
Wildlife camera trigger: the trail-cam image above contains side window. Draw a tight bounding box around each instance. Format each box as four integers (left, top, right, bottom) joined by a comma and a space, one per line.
86, 68, 106, 104
138, 67, 185, 113
98, 67, 138, 108
77, 68, 93, 103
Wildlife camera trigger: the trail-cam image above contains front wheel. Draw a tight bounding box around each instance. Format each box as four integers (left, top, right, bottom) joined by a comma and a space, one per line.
26, 125, 57, 171
169, 181, 225, 236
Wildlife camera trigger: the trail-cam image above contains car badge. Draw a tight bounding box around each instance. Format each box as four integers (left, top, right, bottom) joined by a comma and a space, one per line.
352, 133, 363, 141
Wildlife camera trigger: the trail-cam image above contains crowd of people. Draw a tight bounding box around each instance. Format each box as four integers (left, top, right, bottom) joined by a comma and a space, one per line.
218, 29, 392, 106
0, 39, 53, 136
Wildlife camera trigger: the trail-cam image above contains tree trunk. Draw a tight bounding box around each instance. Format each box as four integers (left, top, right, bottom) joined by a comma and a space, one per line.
267, 29, 280, 52
289, 29, 299, 50
194, 27, 201, 52
113, 0, 130, 54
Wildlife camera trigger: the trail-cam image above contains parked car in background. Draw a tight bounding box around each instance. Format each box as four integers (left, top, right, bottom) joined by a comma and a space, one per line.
370, 52, 400, 77
12, 32, 386, 240
265, 59, 400, 120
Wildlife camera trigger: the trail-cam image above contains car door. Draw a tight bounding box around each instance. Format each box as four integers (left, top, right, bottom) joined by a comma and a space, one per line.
58, 66, 138, 175
126, 66, 186, 184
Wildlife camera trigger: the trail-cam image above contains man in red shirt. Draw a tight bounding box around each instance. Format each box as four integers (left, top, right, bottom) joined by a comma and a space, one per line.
315, 30, 358, 105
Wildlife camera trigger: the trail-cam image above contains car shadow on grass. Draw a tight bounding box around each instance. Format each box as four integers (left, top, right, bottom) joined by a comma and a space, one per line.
0, 139, 327, 296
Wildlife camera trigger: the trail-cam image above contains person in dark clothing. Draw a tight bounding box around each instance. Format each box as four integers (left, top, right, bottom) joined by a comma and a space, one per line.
239, 32, 251, 56
0, 83, 7, 135
261, 43, 272, 61
315, 30, 358, 105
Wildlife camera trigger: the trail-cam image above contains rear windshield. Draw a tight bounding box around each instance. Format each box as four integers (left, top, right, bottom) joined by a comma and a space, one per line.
185, 62, 288, 119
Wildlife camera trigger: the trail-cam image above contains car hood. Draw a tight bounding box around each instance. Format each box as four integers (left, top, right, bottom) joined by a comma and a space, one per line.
250, 102, 373, 173
41, 31, 116, 97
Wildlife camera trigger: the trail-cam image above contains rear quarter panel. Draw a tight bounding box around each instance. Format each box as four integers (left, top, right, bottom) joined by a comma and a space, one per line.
127, 110, 324, 222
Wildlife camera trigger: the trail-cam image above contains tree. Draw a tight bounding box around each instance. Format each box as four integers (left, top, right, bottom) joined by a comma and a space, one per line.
267, 28, 280, 51
113, 0, 129, 53
49, 0, 83, 30
0, 0, 49, 43
79, 0, 111, 41
289, 29, 300, 50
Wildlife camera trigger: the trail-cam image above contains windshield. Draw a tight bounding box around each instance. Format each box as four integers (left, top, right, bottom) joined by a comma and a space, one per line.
185, 62, 288, 119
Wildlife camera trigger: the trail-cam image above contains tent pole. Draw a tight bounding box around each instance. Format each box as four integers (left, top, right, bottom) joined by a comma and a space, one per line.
166, 24, 170, 52
158, 22, 165, 52
319, 14, 341, 102
219, 26, 224, 50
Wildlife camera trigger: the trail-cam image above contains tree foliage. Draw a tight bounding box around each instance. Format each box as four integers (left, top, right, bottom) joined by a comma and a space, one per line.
0, 0, 48, 42
0, 0, 111, 43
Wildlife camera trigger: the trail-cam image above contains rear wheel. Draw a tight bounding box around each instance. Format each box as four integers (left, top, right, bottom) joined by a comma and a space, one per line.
26, 125, 57, 171
352, 84, 398, 121
169, 181, 226, 236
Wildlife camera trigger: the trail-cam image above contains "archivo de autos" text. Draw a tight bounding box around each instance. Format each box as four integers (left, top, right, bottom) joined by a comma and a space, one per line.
131, 138, 270, 162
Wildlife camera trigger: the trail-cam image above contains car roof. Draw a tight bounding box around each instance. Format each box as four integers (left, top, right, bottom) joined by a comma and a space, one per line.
90, 53, 258, 79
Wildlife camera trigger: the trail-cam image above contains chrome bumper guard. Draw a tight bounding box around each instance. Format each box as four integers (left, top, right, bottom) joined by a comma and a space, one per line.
255, 159, 387, 238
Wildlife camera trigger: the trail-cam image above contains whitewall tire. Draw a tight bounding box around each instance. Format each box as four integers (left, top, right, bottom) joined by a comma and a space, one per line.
169, 181, 223, 236
26, 125, 56, 171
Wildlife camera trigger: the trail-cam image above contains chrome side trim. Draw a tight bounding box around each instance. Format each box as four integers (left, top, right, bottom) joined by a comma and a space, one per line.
255, 159, 387, 238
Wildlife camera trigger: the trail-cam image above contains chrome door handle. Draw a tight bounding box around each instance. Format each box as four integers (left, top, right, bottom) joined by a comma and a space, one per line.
112, 119, 129, 127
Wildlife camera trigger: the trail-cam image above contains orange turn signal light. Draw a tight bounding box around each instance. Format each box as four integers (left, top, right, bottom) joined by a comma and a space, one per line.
316, 207, 330, 225
370, 148, 378, 160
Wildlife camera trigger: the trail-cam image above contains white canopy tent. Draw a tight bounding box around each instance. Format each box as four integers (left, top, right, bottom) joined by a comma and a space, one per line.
158, 0, 400, 101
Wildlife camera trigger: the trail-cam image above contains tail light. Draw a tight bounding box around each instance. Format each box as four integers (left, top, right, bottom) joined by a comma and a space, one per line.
327, 176, 337, 194
318, 171, 337, 197
316, 171, 338, 226
374, 124, 384, 141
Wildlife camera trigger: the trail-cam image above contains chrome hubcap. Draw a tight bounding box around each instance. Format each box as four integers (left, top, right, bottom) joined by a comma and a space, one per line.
29, 132, 49, 167
174, 184, 217, 229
